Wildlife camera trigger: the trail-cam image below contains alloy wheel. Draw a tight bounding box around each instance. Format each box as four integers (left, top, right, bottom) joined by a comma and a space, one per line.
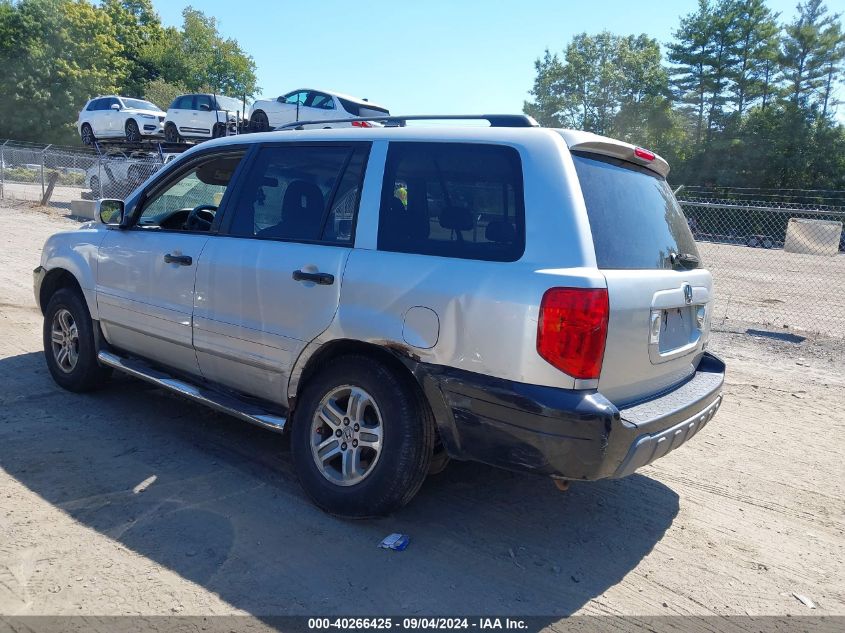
126, 121, 140, 142
310, 385, 384, 487
50, 308, 79, 373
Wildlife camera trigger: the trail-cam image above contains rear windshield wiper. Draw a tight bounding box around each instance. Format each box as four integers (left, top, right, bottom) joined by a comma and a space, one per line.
670, 252, 700, 269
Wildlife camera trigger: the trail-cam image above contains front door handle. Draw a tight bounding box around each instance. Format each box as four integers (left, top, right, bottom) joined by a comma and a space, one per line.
164, 253, 192, 266
292, 270, 334, 285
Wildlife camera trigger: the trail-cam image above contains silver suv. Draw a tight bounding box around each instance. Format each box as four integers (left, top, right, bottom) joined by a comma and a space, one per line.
34, 116, 725, 517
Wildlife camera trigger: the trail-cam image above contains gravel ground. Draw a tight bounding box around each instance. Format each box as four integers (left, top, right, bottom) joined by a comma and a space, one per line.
0, 202, 843, 627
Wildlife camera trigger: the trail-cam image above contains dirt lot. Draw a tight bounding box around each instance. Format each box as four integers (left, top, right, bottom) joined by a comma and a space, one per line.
0, 202, 843, 626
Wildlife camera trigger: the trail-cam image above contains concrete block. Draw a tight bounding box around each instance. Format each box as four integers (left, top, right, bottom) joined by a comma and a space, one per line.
70, 199, 96, 220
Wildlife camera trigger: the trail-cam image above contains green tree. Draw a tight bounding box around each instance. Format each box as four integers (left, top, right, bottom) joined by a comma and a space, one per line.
819, 20, 845, 118
524, 32, 670, 137
729, 0, 781, 115
0, 0, 128, 143
100, 0, 164, 97
668, 0, 717, 147
149, 7, 258, 99
780, 0, 842, 109
523, 50, 565, 127
143, 77, 187, 111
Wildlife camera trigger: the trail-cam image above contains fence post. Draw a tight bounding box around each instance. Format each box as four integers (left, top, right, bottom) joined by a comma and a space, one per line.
41, 144, 52, 201
0, 140, 7, 200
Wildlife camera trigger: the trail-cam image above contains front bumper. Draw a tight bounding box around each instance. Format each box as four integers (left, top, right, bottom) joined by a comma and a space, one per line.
411, 353, 725, 480
141, 121, 164, 135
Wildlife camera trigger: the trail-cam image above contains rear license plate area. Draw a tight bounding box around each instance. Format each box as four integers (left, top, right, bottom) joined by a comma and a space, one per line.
658, 307, 693, 353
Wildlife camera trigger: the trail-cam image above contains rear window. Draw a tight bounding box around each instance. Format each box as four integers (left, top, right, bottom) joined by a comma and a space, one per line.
378, 142, 524, 262
572, 152, 699, 270
338, 97, 390, 117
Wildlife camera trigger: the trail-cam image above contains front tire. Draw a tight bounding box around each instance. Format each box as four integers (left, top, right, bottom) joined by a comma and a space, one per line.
164, 122, 180, 143
43, 288, 111, 392
291, 355, 433, 517
125, 119, 141, 143
80, 123, 95, 146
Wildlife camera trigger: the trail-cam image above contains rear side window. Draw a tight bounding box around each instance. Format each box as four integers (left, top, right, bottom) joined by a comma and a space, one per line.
572, 152, 700, 270
378, 142, 524, 262
227, 144, 368, 244
196, 95, 214, 111
173, 95, 193, 109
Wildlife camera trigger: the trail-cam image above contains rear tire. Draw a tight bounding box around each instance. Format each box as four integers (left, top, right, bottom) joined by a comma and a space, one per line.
291, 355, 433, 517
43, 288, 111, 392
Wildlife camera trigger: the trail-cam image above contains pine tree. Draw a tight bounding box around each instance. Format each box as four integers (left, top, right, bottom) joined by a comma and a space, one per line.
668, 0, 718, 147
780, 0, 842, 109
730, 0, 781, 115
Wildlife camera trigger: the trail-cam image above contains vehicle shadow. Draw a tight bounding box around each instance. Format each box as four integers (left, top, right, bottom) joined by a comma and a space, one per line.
0, 351, 679, 619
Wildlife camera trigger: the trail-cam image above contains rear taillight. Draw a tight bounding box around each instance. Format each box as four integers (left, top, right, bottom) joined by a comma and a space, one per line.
634, 146, 655, 161
351, 120, 372, 128
537, 287, 609, 380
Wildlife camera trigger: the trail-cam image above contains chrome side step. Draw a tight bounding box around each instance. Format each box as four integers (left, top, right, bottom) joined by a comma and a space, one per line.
97, 350, 287, 433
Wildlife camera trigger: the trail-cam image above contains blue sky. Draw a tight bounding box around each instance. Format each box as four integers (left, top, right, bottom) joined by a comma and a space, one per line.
150, 0, 831, 116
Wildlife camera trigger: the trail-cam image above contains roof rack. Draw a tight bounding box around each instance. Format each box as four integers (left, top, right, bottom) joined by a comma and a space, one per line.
272, 114, 540, 131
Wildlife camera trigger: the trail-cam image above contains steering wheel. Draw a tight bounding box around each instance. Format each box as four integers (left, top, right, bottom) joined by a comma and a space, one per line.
185, 204, 217, 231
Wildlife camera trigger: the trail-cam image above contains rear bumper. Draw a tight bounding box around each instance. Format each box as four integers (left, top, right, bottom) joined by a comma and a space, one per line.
411, 353, 725, 480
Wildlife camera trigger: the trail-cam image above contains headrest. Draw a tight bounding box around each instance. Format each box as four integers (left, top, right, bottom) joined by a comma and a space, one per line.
439, 206, 473, 231
485, 221, 517, 243
283, 180, 323, 210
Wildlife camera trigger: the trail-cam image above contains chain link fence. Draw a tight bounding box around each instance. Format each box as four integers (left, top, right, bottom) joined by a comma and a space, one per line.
0, 139, 168, 208
678, 187, 845, 336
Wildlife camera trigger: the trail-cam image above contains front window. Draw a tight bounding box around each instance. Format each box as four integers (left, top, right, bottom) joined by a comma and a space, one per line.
226, 144, 368, 243
281, 91, 308, 105
136, 152, 244, 231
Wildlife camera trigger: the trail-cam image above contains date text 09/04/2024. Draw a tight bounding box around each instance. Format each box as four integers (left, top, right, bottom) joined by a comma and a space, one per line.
307, 618, 529, 630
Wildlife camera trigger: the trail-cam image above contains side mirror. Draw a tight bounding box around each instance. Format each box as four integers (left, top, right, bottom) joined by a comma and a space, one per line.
199, 103, 211, 111
98, 199, 125, 226
110, 103, 120, 111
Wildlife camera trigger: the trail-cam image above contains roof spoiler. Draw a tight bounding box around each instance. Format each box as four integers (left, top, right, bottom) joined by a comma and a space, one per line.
557, 131, 671, 178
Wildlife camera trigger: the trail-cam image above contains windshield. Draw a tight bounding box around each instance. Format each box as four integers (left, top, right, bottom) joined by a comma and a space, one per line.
572, 152, 699, 270
122, 98, 162, 112
215, 96, 243, 113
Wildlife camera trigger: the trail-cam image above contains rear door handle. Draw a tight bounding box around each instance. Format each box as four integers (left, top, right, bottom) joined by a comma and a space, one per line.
164, 253, 192, 266
292, 270, 334, 285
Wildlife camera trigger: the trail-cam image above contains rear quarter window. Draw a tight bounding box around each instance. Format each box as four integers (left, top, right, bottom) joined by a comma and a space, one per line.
378, 142, 525, 262
572, 152, 699, 270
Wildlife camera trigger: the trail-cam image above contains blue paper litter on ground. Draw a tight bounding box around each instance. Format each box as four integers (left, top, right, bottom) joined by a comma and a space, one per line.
379, 533, 410, 551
